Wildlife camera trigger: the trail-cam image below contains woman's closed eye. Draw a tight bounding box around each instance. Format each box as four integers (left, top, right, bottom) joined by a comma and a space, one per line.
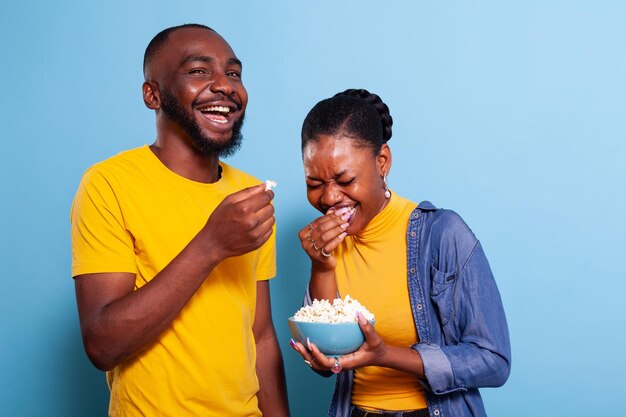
336, 177, 355, 187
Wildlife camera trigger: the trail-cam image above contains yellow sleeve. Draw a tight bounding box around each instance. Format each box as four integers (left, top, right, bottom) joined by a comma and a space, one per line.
255, 222, 277, 281
70, 167, 137, 277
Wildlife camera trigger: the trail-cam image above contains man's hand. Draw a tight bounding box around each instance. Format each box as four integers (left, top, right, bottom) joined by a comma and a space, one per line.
200, 184, 275, 263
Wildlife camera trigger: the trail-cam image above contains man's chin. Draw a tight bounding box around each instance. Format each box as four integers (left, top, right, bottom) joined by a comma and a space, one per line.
191, 131, 243, 158
217, 133, 243, 157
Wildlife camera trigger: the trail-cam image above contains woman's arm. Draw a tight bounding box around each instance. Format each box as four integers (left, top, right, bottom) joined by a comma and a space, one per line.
297, 208, 351, 301
415, 241, 511, 393
298, 239, 510, 390
294, 313, 426, 379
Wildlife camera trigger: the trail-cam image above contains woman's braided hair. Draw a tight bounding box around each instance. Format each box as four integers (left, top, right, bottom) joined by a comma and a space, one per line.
301, 88, 393, 154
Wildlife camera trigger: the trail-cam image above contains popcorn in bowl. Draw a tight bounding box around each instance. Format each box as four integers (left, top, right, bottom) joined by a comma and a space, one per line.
288, 295, 375, 355
292, 295, 375, 323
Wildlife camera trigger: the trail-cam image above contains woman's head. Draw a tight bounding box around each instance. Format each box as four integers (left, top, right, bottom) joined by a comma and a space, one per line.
301, 89, 393, 154
301, 89, 394, 235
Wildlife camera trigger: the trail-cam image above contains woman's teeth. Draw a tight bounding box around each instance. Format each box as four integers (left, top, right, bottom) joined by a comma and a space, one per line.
346, 206, 356, 221
330, 206, 356, 222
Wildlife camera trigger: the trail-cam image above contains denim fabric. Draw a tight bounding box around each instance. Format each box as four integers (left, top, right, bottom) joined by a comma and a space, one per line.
325, 201, 511, 417
349, 405, 430, 417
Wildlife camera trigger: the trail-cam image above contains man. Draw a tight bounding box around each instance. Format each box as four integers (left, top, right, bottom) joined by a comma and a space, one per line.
71, 24, 290, 417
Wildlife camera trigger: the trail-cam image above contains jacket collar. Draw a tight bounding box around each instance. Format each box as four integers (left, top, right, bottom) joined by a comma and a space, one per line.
418, 200, 438, 211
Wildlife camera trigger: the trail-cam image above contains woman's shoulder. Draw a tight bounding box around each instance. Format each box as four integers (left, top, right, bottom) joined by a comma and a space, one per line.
416, 201, 479, 249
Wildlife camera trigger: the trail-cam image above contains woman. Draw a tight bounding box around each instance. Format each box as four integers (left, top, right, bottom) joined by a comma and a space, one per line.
289, 89, 511, 417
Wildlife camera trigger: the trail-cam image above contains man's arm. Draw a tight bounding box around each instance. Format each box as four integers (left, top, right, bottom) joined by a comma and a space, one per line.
75, 185, 275, 371
253, 280, 290, 417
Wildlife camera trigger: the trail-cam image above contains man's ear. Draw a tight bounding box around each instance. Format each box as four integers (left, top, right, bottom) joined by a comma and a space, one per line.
142, 81, 161, 110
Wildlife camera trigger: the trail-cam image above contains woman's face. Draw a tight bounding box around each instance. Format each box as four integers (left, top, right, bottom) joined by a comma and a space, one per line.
303, 134, 391, 235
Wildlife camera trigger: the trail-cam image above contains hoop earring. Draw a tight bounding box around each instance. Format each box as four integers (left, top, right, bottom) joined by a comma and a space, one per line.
383, 173, 391, 199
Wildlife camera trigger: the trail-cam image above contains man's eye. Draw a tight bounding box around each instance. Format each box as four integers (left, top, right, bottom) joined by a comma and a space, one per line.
227, 71, 241, 79
306, 183, 321, 189
189, 69, 207, 74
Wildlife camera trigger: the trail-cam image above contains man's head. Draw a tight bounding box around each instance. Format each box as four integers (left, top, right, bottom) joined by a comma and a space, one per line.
142, 24, 248, 157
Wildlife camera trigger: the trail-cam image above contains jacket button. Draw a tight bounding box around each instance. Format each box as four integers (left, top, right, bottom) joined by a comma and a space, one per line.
410, 231, 416, 237
410, 268, 416, 274
416, 304, 423, 310
434, 410, 440, 416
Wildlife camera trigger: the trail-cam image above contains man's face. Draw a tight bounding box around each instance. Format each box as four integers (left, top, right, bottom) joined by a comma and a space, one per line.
159, 88, 244, 157
148, 28, 248, 156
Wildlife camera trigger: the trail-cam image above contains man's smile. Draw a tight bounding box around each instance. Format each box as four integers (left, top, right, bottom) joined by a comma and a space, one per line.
198, 105, 232, 124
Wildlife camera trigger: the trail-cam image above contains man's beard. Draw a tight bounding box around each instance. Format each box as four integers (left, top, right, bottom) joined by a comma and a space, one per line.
160, 90, 244, 158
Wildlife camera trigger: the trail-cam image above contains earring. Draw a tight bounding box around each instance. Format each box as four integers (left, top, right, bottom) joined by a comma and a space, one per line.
383, 173, 391, 199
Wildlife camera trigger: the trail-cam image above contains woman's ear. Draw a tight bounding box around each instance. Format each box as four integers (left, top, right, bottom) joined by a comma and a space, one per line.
142, 81, 161, 110
377, 144, 392, 176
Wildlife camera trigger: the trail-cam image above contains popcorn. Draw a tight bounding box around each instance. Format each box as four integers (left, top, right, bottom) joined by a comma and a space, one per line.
265, 180, 277, 191
292, 295, 375, 323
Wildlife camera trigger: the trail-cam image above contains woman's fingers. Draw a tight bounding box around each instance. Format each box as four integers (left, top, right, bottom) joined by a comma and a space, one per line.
289, 338, 334, 371
299, 210, 350, 258
306, 339, 335, 370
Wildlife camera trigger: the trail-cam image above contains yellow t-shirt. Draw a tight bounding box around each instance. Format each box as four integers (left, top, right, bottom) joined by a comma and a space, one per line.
333, 193, 427, 411
71, 145, 276, 417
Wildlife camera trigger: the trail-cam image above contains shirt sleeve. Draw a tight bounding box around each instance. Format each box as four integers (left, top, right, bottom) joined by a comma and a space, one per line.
255, 223, 277, 281
70, 167, 137, 277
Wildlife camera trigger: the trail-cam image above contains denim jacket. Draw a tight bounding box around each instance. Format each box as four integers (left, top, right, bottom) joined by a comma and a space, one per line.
314, 201, 511, 417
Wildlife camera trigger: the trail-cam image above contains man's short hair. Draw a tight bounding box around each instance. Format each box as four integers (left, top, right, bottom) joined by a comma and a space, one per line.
143, 24, 215, 77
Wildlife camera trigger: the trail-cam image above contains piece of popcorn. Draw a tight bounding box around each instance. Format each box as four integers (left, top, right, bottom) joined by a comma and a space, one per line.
292, 295, 375, 323
265, 180, 277, 191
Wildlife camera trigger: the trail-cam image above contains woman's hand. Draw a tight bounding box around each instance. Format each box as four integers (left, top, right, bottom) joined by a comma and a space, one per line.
297, 207, 351, 271
289, 313, 386, 374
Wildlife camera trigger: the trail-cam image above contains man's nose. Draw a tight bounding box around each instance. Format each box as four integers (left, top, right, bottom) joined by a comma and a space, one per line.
210, 72, 234, 96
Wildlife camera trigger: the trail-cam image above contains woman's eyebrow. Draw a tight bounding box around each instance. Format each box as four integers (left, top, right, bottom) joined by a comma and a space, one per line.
333, 170, 348, 179
306, 170, 348, 181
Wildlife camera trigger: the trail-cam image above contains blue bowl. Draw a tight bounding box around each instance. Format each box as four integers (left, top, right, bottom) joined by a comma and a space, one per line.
288, 317, 374, 355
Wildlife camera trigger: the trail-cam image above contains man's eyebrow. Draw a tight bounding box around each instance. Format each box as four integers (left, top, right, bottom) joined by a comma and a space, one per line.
180, 55, 213, 66
229, 57, 242, 67
180, 55, 242, 68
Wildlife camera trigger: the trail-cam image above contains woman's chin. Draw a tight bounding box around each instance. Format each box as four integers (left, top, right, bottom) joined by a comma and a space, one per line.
345, 221, 361, 236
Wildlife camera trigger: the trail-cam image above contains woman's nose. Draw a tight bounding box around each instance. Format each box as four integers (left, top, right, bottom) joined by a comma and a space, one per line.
320, 184, 341, 208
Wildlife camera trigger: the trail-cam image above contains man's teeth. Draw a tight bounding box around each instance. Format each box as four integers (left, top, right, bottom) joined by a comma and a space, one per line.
200, 106, 231, 114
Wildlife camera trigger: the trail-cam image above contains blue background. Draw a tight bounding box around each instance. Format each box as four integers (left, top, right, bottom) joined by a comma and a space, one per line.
1, 1, 625, 416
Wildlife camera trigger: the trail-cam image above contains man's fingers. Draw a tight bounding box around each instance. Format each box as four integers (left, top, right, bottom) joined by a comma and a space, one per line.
228, 183, 273, 204
257, 215, 275, 240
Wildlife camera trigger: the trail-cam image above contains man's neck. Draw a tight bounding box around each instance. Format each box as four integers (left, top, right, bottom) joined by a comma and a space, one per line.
149, 141, 221, 184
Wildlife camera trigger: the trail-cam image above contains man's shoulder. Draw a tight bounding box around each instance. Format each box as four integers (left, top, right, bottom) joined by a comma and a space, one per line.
81, 146, 149, 181
219, 161, 263, 187
88, 146, 148, 172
